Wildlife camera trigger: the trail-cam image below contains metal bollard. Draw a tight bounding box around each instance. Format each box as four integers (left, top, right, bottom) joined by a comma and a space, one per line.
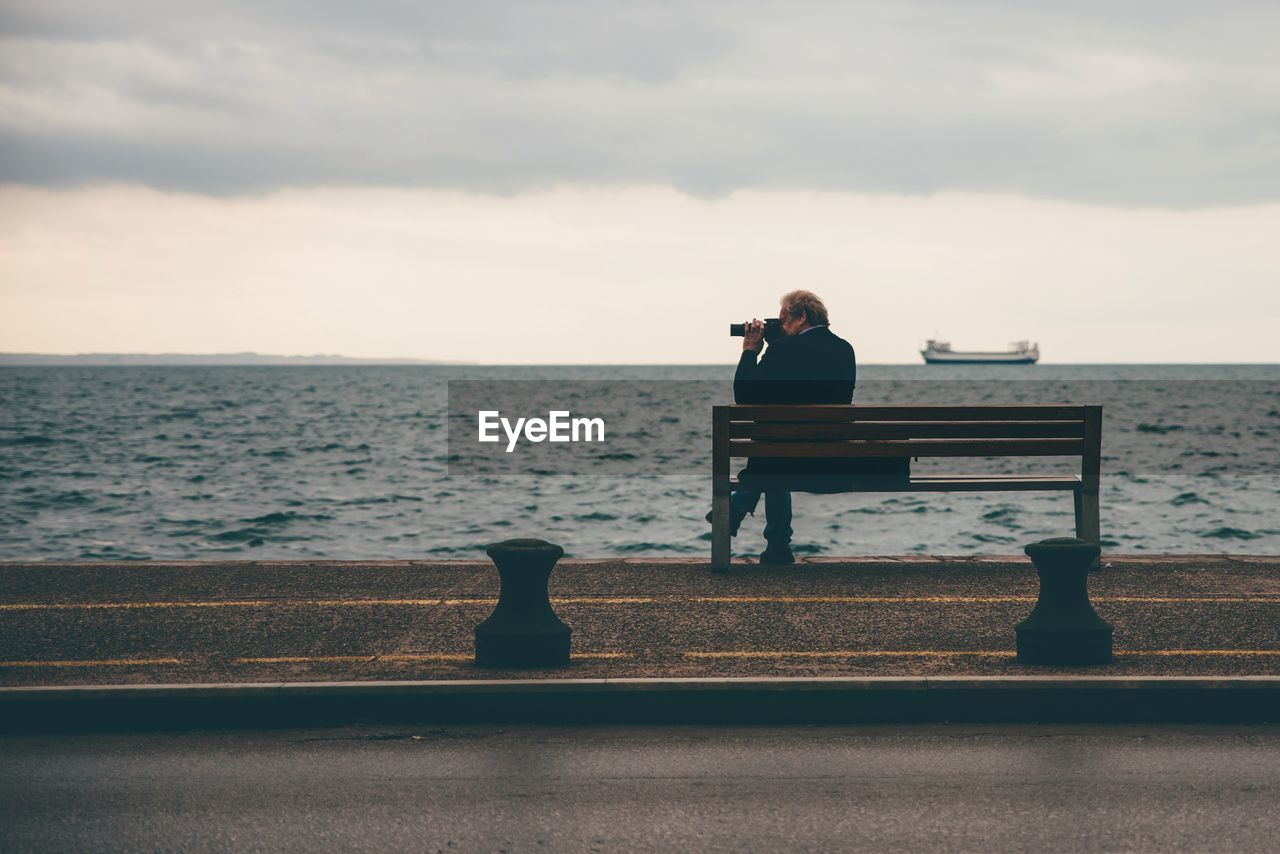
1016, 537, 1113, 665
474, 538, 572, 668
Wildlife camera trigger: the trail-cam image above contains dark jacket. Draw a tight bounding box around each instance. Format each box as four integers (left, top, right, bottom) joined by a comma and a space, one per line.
734, 325, 856, 405
733, 326, 905, 490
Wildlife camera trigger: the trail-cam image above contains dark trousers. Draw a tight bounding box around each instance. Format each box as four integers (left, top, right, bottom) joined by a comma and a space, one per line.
729, 489, 792, 546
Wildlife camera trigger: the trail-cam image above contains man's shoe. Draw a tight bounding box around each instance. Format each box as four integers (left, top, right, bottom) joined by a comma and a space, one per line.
759, 544, 795, 565
706, 507, 747, 537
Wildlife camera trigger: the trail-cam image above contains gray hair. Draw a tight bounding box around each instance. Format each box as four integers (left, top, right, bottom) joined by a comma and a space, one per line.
780, 290, 829, 326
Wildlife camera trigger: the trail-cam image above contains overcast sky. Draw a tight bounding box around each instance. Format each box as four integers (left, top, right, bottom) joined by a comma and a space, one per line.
2, 1, 1278, 362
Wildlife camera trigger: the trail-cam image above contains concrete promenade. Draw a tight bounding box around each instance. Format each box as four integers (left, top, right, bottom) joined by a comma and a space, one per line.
2, 554, 1278, 687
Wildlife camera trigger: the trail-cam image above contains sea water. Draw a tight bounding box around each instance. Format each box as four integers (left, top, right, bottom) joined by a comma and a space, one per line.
1, 364, 1276, 560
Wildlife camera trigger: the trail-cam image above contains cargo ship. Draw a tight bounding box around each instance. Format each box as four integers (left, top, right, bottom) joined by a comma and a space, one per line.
920, 339, 1039, 365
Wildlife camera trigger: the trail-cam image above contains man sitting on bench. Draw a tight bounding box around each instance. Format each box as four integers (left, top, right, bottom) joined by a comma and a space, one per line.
711, 290, 857, 565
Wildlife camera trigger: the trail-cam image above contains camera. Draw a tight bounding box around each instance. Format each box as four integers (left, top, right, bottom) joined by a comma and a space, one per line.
729, 318, 782, 340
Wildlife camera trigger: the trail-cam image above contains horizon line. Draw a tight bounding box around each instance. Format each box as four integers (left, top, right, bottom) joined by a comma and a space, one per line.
2, 353, 1277, 368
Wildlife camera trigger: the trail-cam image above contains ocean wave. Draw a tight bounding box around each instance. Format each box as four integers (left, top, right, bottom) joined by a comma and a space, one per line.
336, 495, 422, 506
240, 511, 335, 525
613, 541, 702, 554
209, 527, 272, 543
422, 544, 485, 554
1201, 526, 1262, 540
20, 490, 95, 509
1, 435, 56, 446
78, 549, 152, 560
151, 410, 200, 422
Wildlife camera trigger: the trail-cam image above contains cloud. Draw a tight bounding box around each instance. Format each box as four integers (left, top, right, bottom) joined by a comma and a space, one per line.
1, 0, 1278, 205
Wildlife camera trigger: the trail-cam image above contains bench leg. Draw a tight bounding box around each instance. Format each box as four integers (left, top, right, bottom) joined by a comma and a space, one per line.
1077, 489, 1102, 570
711, 491, 731, 572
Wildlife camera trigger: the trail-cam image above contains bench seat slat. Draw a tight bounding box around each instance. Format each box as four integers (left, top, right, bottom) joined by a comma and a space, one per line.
727, 474, 1082, 492
728, 439, 1086, 458
729, 421, 1085, 440
722, 404, 1088, 422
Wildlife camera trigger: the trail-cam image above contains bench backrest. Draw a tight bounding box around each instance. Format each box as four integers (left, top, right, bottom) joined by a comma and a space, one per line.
712, 404, 1102, 486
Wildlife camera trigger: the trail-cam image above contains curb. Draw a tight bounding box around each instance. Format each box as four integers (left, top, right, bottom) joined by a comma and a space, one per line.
3, 676, 1278, 732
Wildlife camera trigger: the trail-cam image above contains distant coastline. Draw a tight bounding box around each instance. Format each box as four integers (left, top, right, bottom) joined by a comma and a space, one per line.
1, 354, 1274, 367
0, 352, 472, 366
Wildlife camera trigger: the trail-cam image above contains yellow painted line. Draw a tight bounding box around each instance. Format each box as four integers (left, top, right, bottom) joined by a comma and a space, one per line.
1101, 597, 1280, 604
0, 598, 460, 612
3, 595, 1280, 613
692, 596, 1036, 604
231, 652, 633, 665
685, 650, 1017, 659
0, 657, 187, 668
684, 649, 1280, 660
233, 654, 466, 665
443, 597, 658, 606
693, 596, 1280, 605
0, 596, 655, 612
1118, 649, 1280, 657
2, 649, 1278, 668
0, 600, 278, 611
233, 655, 372, 664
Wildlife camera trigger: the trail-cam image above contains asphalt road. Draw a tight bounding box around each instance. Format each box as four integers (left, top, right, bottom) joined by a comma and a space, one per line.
3, 724, 1280, 852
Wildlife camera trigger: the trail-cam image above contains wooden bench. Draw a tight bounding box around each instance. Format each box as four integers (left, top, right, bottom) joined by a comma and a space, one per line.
710, 404, 1102, 570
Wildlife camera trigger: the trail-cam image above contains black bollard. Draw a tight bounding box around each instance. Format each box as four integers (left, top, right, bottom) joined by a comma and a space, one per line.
475, 538, 571, 668
1016, 537, 1113, 665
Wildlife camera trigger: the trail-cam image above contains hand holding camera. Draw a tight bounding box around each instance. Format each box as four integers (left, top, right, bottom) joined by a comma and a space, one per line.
729, 317, 781, 353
